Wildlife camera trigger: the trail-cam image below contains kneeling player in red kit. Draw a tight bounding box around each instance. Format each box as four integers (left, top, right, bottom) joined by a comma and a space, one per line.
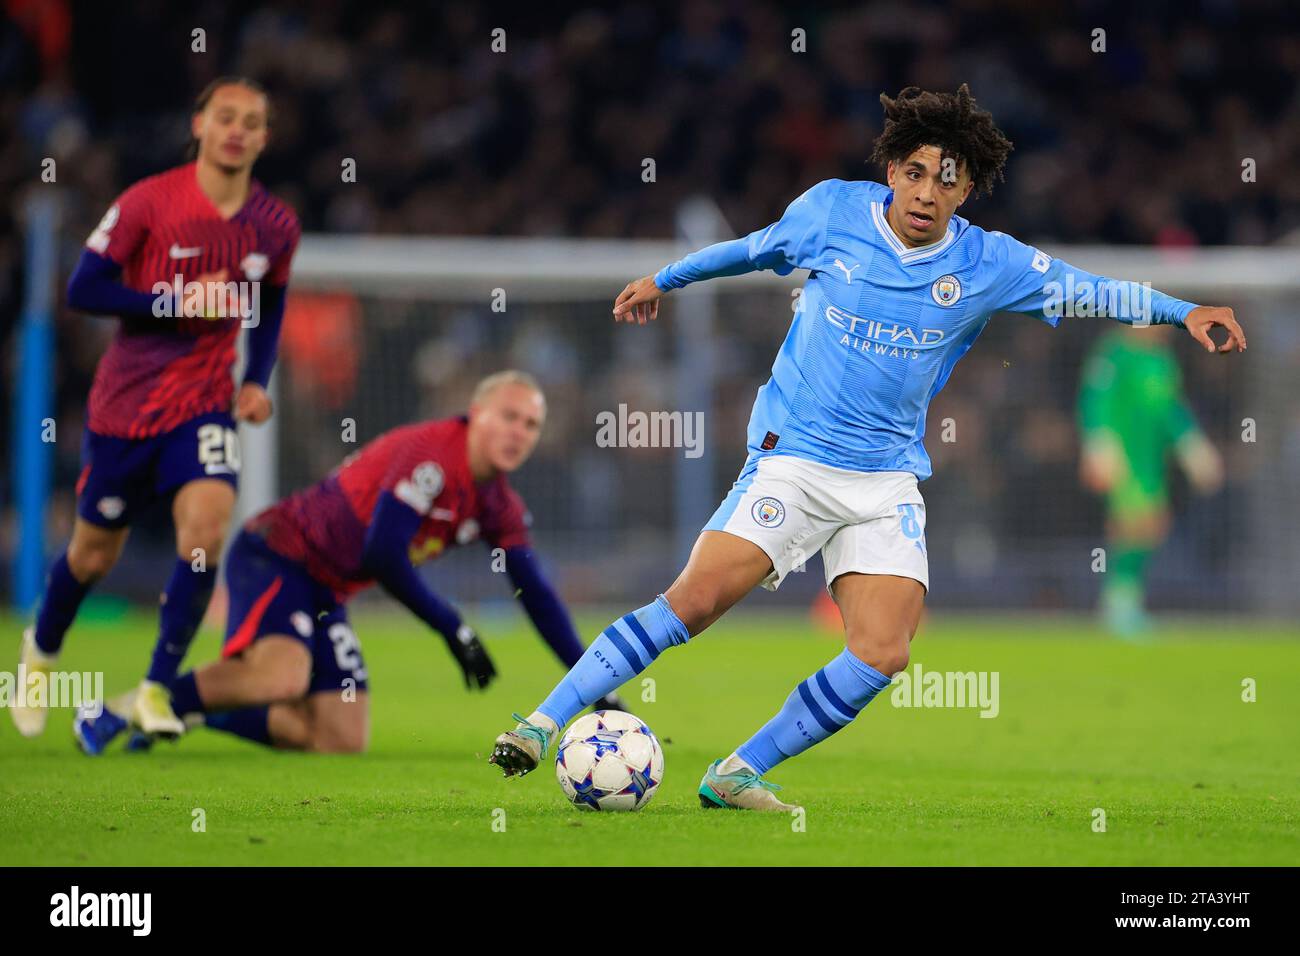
76, 371, 619, 753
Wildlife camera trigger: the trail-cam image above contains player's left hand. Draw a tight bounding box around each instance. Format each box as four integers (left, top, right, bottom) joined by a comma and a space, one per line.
1184, 306, 1246, 354
1079, 434, 1126, 493
613, 275, 663, 325
448, 623, 497, 691
235, 382, 273, 424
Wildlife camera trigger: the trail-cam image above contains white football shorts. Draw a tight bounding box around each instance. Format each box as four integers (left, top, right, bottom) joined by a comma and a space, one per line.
703, 454, 929, 593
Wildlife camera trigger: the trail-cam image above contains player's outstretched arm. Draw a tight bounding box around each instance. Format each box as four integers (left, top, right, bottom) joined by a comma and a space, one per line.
617, 235, 764, 324
992, 237, 1247, 357
361, 492, 497, 690
615, 180, 838, 324
612, 233, 788, 324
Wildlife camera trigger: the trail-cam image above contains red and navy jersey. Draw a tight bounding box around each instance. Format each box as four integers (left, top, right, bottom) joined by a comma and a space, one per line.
247, 416, 532, 600
84, 161, 300, 438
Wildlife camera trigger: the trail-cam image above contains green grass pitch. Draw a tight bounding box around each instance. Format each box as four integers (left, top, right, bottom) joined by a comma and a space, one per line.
1, 607, 1297, 866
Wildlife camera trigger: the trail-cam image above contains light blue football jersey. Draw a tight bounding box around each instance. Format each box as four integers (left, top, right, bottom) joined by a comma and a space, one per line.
655, 179, 1197, 480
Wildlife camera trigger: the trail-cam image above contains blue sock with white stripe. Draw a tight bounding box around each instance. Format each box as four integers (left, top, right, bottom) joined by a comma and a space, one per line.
536, 595, 689, 729
736, 649, 893, 774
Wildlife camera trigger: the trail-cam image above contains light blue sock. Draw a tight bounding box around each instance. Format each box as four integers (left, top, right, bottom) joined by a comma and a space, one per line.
736, 649, 893, 774
537, 595, 688, 728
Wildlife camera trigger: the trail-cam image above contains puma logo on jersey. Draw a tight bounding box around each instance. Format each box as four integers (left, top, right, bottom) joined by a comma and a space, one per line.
832, 259, 860, 283
169, 244, 203, 259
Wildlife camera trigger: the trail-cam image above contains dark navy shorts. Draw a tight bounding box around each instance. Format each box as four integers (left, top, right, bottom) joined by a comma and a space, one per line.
221, 530, 369, 695
76, 410, 240, 528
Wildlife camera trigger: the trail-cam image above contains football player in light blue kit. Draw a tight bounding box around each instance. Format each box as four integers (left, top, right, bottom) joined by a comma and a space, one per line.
489, 85, 1247, 809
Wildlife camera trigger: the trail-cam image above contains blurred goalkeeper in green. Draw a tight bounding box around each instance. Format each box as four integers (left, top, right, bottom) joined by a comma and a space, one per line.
1077, 326, 1224, 636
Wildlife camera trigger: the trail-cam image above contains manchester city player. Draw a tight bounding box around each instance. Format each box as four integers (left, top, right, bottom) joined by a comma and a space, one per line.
488, 85, 1247, 809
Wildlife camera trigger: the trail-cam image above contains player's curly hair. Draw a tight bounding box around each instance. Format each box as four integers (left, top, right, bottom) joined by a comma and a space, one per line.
871, 84, 1012, 197
186, 76, 272, 160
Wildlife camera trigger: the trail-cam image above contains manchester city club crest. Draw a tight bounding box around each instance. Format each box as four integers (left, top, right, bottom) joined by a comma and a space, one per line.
751, 496, 785, 527
931, 273, 962, 306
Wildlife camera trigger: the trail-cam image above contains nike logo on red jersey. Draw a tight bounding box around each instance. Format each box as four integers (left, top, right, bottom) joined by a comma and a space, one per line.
169, 244, 203, 259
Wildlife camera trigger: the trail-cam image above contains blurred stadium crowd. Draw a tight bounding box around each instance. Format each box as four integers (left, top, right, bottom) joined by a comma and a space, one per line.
1, 1, 1295, 609
5, 1, 1300, 247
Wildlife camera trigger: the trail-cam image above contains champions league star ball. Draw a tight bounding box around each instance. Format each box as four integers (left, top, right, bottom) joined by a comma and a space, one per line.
554, 710, 664, 811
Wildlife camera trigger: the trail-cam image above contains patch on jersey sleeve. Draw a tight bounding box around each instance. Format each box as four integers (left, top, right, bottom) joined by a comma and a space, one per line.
1030, 249, 1051, 273
240, 252, 270, 281
86, 204, 120, 254
395, 461, 444, 513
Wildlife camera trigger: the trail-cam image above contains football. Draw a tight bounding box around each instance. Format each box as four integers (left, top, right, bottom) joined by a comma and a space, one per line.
554, 710, 664, 811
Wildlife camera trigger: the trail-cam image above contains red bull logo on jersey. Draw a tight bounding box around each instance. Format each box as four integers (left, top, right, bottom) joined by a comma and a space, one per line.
823, 304, 945, 359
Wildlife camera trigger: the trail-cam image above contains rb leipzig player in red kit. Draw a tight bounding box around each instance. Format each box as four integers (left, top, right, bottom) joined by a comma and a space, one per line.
76, 372, 619, 754
12, 77, 300, 742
